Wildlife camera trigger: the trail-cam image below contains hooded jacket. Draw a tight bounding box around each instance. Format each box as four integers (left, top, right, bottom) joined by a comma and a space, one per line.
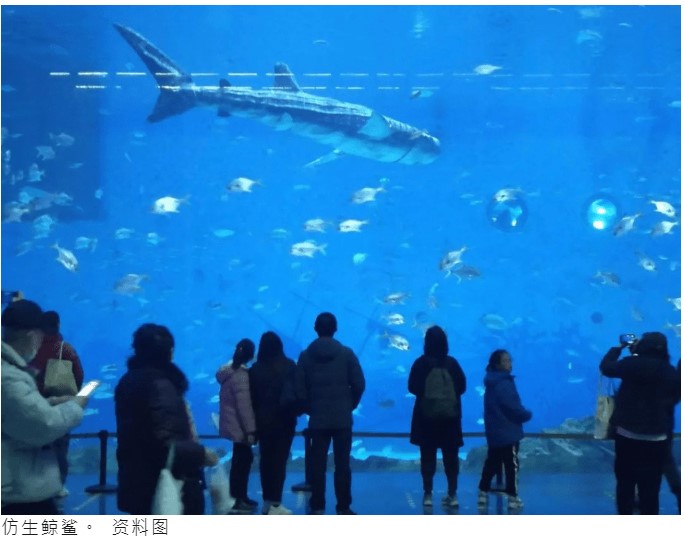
216, 363, 256, 443
483, 369, 532, 448
295, 337, 365, 429
1, 341, 83, 505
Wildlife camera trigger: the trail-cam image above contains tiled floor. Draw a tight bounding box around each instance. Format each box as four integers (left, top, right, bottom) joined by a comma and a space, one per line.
61, 470, 680, 515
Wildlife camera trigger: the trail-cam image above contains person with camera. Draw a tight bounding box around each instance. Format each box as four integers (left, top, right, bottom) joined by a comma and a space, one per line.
599, 332, 680, 515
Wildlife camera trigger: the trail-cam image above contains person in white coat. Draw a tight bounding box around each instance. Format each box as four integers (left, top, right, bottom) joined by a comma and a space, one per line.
1, 299, 87, 515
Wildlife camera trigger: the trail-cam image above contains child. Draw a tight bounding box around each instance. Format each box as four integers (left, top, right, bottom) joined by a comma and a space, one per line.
477, 349, 532, 511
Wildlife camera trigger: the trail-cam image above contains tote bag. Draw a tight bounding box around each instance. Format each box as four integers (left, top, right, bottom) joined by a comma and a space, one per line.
44, 342, 78, 396
151, 443, 184, 515
593, 375, 616, 440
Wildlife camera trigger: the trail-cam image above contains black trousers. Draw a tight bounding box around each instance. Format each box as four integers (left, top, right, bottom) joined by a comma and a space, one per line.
54, 435, 70, 485
1, 498, 59, 515
662, 436, 681, 513
478, 442, 520, 496
259, 430, 294, 504
419, 445, 460, 495
229, 442, 254, 501
614, 434, 668, 515
309, 427, 352, 511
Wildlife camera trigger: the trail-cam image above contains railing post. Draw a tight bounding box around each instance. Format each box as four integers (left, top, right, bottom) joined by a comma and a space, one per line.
85, 429, 118, 494
291, 428, 312, 492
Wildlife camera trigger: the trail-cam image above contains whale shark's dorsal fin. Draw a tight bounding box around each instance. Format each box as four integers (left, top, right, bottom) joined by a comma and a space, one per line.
220, 78, 231, 88
273, 62, 300, 92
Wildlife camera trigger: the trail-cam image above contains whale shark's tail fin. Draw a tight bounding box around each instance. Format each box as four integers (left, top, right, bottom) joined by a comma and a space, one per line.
113, 24, 196, 123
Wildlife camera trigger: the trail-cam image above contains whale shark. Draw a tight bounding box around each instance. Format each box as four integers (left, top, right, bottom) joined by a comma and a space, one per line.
114, 24, 441, 165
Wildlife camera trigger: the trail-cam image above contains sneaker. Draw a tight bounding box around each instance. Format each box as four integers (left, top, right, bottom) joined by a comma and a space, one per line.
423, 492, 433, 507
507, 496, 524, 510
230, 500, 255, 514
266, 504, 293, 515
56, 487, 69, 498
477, 491, 489, 506
336, 508, 357, 515
442, 494, 459, 508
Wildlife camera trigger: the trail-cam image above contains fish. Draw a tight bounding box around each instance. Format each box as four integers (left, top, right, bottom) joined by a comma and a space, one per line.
439, 246, 467, 272
227, 177, 260, 193
114, 227, 134, 240
351, 186, 385, 204
448, 264, 481, 282
152, 195, 189, 214
492, 187, 523, 202
338, 219, 368, 233
303, 218, 331, 233
382, 313, 405, 326
114, 273, 149, 295
593, 271, 621, 286
114, 24, 440, 166
383, 332, 410, 351
650, 220, 679, 237
27, 163, 45, 183
290, 240, 327, 258
649, 200, 676, 218
480, 313, 508, 331
352, 252, 367, 265
35, 146, 55, 160
666, 297, 681, 311
3, 202, 30, 223
49, 132, 75, 147
146, 232, 163, 245
52, 243, 79, 272
473, 64, 502, 75
74, 236, 98, 252
613, 213, 640, 236
636, 252, 656, 273
383, 292, 409, 305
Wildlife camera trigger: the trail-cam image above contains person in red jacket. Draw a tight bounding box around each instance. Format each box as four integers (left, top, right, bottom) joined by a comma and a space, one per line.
29, 311, 84, 497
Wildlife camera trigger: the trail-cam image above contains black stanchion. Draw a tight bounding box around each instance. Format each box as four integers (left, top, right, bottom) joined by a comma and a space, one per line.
84, 430, 118, 494
291, 428, 312, 492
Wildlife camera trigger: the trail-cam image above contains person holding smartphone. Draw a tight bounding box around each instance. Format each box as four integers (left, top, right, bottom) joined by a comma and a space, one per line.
600, 332, 680, 515
1, 299, 87, 515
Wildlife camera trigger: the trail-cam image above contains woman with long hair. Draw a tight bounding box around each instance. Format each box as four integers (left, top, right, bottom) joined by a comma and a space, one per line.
216, 338, 258, 513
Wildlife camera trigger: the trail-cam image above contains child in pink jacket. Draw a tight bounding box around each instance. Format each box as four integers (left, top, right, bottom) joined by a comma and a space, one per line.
216, 338, 257, 513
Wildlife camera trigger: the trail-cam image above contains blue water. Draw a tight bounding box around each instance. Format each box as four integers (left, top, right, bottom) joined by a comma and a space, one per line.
1, 5, 680, 453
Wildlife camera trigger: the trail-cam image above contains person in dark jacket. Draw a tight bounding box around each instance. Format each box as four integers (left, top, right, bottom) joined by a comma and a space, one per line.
295, 312, 365, 515
115, 323, 219, 515
600, 332, 679, 515
249, 331, 298, 514
408, 325, 466, 510
477, 349, 531, 511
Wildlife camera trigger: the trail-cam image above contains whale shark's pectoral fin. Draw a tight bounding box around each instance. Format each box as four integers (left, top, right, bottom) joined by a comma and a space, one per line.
359, 112, 392, 139
273, 62, 301, 91
217, 108, 231, 117
304, 149, 344, 169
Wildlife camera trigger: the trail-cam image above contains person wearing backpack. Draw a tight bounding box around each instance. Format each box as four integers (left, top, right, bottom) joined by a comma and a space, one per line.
408, 325, 466, 510
477, 349, 532, 512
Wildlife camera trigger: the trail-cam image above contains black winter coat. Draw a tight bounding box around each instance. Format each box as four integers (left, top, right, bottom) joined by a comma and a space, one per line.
295, 337, 365, 429
600, 347, 680, 436
115, 360, 206, 515
408, 354, 466, 448
249, 354, 298, 437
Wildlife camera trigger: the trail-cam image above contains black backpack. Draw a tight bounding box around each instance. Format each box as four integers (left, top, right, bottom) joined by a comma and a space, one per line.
421, 366, 457, 419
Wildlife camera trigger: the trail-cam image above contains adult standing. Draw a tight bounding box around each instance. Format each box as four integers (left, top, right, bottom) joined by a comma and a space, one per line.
1, 300, 85, 514
408, 325, 466, 509
115, 323, 218, 515
249, 331, 298, 514
600, 332, 679, 515
29, 310, 84, 497
295, 312, 365, 515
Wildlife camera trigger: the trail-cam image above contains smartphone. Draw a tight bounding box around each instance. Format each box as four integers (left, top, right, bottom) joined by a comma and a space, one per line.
619, 333, 638, 346
77, 380, 101, 398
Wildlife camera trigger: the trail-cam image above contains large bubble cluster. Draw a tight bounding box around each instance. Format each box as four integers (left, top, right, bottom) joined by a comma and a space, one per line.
584, 195, 619, 231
